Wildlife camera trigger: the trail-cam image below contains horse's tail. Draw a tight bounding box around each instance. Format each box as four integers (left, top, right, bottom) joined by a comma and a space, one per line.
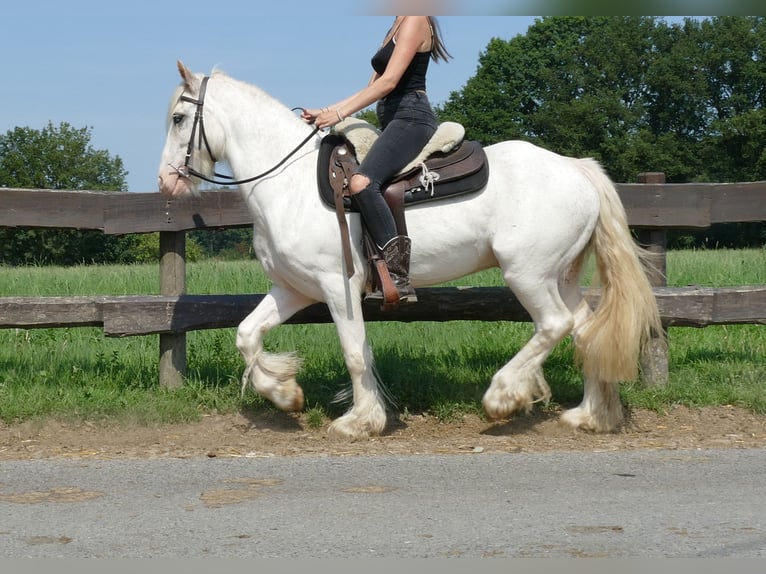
575, 158, 664, 384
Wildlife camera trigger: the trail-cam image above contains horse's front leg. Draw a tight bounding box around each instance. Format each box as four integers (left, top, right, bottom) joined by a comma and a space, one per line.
237, 286, 315, 412
324, 295, 388, 440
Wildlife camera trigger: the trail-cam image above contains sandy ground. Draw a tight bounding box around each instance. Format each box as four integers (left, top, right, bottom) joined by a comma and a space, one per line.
2, 404, 765, 460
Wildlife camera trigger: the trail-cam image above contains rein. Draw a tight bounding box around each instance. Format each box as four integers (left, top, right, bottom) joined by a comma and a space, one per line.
170, 75, 320, 186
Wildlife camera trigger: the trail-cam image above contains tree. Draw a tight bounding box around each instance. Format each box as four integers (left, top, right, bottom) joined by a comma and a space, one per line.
436, 35, 534, 144
695, 17, 766, 182
0, 122, 130, 265
0, 122, 127, 191
189, 227, 254, 260
438, 17, 665, 180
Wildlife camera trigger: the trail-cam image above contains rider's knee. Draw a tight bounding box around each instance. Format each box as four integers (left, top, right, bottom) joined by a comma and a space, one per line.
349, 173, 370, 195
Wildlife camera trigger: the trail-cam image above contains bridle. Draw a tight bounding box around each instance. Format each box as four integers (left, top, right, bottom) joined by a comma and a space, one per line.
168, 75, 320, 186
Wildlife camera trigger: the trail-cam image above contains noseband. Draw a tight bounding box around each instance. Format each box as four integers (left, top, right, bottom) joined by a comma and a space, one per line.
170, 75, 320, 186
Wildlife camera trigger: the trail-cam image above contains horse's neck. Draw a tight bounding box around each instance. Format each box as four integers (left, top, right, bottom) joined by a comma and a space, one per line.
220, 81, 316, 186
214, 79, 319, 224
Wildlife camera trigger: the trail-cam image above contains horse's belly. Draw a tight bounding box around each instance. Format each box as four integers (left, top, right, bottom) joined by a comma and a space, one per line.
405, 198, 498, 285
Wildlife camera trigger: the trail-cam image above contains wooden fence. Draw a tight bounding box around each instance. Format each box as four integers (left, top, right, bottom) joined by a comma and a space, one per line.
2, 173, 765, 388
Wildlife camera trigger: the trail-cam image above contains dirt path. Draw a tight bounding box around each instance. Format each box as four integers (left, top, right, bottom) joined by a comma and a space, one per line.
2, 405, 765, 460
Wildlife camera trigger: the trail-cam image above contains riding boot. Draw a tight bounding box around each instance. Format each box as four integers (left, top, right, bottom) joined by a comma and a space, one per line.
364, 235, 418, 305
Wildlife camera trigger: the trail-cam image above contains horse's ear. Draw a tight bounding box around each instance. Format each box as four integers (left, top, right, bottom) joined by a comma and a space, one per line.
177, 60, 194, 88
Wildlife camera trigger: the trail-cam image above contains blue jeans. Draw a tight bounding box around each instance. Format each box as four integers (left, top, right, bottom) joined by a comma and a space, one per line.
353, 91, 437, 247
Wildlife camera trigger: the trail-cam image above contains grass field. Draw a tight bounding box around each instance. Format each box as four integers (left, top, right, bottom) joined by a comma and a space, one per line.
0, 248, 764, 424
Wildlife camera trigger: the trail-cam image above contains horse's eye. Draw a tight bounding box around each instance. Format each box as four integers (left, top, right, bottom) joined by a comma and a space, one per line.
172, 114, 184, 126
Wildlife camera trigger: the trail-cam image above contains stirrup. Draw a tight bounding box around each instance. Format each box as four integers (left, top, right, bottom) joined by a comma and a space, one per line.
363, 235, 416, 310
364, 261, 417, 308
364, 281, 418, 306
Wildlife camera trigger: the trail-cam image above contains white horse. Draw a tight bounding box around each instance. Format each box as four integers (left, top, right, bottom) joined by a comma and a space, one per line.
158, 61, 663, 439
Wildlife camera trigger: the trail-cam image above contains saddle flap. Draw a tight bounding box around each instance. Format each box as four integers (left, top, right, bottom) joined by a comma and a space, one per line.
390, 139, 486, 189
329, 140, 357, 199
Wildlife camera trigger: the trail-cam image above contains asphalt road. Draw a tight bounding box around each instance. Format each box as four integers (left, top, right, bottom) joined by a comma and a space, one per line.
0, 448, 764, 558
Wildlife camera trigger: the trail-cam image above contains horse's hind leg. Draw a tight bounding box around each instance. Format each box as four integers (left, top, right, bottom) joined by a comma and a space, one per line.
558, 280, 625, 432
237, 286, 315, 411
482, 274, 573, 420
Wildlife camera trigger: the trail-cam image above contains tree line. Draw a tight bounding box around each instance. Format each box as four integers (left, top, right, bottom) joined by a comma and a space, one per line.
1, 16, 764, 265
435, 16, 765, 248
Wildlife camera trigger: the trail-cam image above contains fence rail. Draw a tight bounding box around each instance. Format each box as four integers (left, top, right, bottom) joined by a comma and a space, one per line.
3, 179, 766, 232
1, 286, 765, 335
2, 175, 765, 388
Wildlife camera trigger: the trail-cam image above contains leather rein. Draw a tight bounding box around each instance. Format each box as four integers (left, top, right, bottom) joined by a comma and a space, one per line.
169, 75, 320, 186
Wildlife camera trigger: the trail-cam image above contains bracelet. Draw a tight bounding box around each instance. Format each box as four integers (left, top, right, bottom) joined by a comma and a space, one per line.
336, 109, 344, 122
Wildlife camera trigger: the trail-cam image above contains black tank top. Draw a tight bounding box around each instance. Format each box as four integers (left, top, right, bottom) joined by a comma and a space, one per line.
371, 38, 430, 98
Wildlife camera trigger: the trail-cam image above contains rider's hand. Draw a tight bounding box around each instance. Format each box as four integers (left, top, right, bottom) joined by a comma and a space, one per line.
302, 108, 342, 130
301, 108, 320, 124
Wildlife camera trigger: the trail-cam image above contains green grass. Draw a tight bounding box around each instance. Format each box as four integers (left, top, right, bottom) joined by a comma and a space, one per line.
0, 248, 764, 424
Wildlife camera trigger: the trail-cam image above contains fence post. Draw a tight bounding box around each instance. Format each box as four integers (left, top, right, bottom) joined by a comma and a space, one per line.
636, 172, 669, 386
158, 230, 187, 388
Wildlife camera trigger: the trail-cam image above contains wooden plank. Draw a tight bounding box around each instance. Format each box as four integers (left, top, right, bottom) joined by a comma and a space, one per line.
709, 182, 766, 224
0, 189, 107, 230
159, 332, 186, 389
711, 285, 766, 325
103, 192, 174, 234
617, 181, 766, 228
0, 189, 253, 234
102, 295, 271, 335
101, 288, 533, 335
158, 231, 187, 388
164, 191, 252, 231
651, 285, 766, 327
0, 296, 105, 327
99, 286, 766, 336
617, 184, 713, 228
2, 286, 765, 334
4, 183, 766, 233
103, 191, 253, 234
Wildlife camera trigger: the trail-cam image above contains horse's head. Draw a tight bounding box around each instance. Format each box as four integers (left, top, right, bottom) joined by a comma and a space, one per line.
158, 61, 224, 197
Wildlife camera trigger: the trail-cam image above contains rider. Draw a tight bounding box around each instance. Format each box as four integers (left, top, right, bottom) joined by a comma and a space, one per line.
302, 16, 451, 304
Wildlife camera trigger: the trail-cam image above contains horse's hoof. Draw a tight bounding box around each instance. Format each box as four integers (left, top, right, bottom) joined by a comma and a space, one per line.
482, 391, 534, 421
328, 412, 386, 440
560, 406, 623, 433
328, 419, 370, 440
271, 385, 304, 412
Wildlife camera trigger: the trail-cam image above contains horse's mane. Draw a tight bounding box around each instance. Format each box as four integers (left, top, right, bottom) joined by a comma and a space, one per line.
211, 68, 301, 124
165, 66, 310, 142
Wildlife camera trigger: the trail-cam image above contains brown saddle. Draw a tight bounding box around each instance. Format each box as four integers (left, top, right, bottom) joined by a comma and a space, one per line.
317, 134, 489, 236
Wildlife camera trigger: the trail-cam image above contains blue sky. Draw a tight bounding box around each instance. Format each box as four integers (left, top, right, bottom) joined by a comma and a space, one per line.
2, 2, 699, 192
